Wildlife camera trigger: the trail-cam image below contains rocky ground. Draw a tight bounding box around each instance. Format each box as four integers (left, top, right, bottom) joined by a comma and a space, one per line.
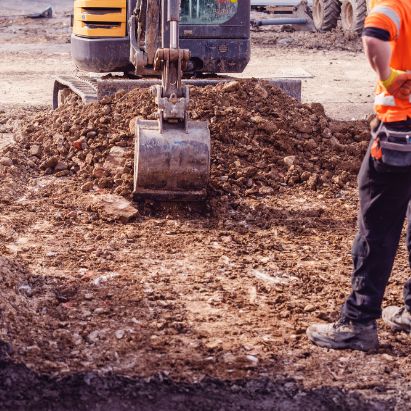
251, 26, 363, 53
1, 3, 411, 411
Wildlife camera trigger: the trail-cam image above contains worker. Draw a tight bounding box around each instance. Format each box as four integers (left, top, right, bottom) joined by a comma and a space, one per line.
307, 0, 411, 351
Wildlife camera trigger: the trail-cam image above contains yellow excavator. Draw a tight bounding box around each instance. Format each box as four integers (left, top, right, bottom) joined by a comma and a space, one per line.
54, 0, 300, 200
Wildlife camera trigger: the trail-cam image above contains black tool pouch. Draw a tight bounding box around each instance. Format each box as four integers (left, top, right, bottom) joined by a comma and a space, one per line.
372, 123, 411, 167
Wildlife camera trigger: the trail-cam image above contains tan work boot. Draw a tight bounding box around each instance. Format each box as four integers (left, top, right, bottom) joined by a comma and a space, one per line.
306, 318, 379, 351
382, 306, 411, 332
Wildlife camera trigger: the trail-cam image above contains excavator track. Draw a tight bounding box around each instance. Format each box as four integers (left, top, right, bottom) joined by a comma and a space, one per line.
53, 75, 98, 109
53, 74, 302, 109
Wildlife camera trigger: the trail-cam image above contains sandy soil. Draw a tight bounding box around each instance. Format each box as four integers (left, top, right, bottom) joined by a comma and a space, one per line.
1, 3, 409, 411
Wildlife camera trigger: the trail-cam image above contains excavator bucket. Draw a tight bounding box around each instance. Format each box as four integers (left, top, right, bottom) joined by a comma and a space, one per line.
133, 119, 210, 201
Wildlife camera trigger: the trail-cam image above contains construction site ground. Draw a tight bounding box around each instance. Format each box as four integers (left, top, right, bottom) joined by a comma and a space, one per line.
1, 2, 411, 411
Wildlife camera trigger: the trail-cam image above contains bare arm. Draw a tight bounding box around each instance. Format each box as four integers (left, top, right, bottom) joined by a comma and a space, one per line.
362, 35, 392, 81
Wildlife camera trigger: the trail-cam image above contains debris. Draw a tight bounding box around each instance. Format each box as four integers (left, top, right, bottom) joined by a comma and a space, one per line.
115, 329, 125, 340
251, 269, 296, 285
222, 81, 240, 93
89, 194, 138, 223
249, 286, 257, 304
303, 304, 316, 313
29, 145, 41, 157
87, 330, 100, 343
54, 161, 68, 172
0, 157, 12, 166
18, 284, 33, 297
103, 146, 127, 172
283, 156, 296, 167
0, 80, 374, 391
15, 80, 368, 201
92, 272, 119, 286
40, 156, 58, 170
81, 182, 94, 192
245, 355, 259, 367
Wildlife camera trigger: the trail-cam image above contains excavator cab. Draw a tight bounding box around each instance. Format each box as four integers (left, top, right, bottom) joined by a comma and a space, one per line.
71, 0, 250, 76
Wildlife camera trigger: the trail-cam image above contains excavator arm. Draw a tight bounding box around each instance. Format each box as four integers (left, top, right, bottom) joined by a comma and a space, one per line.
133, 0, 211, 201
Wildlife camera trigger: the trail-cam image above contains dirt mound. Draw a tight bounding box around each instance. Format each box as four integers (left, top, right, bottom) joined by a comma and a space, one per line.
10, 80, 369, 203
251, 28, 363, 53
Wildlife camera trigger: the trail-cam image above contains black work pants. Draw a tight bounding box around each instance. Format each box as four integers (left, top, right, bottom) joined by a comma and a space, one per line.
342, 120, 411, 322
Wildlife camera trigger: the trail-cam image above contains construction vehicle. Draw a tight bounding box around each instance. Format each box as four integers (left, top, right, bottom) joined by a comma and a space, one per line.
250, 0, 315, 31
54, 0, 301, 201
312, 0, 370, 35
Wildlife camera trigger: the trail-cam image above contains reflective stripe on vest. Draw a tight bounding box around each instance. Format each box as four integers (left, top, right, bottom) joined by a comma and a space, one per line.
370, 6, 401, 32
374, 93, 396, 106
374, 93, 411, 106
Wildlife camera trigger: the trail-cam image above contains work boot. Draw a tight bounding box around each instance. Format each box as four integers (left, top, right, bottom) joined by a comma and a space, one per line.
382, 306, 411, 333
306, 318, 379, 351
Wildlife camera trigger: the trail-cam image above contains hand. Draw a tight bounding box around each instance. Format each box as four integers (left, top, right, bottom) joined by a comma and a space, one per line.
395, 80, 411, 100
380, 68, 411, 100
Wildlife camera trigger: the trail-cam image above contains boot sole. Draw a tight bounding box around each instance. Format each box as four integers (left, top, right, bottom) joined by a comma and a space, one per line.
383, 319, 411, 333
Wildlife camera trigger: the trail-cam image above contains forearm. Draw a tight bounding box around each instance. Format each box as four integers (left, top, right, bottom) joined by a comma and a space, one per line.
362, 36, 392, 81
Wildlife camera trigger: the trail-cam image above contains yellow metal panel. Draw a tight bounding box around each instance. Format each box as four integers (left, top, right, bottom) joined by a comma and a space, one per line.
73, 20, 126, 37
74, 0, 126, 8
74, 8, 126, 23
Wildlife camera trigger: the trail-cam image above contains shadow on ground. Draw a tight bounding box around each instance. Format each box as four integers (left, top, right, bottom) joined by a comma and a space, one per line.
0, 359, 390, 411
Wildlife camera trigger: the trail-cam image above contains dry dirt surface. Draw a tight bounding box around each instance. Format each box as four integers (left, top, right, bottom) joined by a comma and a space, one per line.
251, 27, 363, 53
1, 4, 410, 411
1, 79, 411, 410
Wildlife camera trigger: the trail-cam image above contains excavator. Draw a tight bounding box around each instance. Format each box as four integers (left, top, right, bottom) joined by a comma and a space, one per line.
54, 0, 300, 200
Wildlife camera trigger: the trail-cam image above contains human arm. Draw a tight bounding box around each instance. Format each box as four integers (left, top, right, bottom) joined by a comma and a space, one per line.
361, 2, 411, 97
362, 35, 392, 82
362, 33, 411, 99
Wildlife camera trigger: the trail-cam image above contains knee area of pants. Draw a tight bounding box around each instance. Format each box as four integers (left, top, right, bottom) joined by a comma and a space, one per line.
352, 276, 367, 291
352, 239, 369, 258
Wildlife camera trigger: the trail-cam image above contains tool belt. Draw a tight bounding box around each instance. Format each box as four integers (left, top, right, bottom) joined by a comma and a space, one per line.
371, 122, 411, 167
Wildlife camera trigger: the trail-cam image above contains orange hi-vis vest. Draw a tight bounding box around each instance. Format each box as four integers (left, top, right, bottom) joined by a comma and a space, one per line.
365, 0, 411, 122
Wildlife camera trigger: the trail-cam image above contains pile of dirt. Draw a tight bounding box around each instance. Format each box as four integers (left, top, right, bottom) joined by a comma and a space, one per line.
251, 27, 363, 53
8, 79, 369, 203
0, 14, 71, 45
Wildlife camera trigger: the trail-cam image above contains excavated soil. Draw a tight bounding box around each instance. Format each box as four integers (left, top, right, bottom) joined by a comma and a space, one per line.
251, 26, 363, 52
2, 81, 411, 409
10, 80, 369, 202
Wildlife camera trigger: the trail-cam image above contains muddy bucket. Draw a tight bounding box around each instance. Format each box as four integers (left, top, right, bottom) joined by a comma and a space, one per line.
133, 119, 210, 201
